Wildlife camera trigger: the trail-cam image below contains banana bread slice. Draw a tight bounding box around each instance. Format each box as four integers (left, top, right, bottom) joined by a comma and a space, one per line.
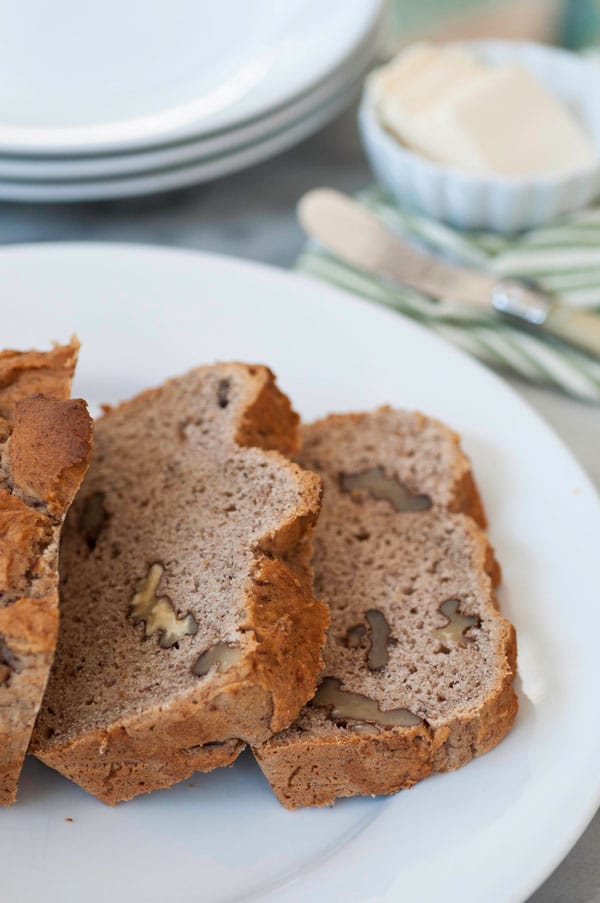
0, 341, 93, 805
253, 408, 517, 808
32, 363, 329, 804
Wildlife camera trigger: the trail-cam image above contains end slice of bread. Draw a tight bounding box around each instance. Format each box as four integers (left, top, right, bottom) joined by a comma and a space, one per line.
0, 340, 93, 805
253, 408, 517, 809
31, 363, 329, 804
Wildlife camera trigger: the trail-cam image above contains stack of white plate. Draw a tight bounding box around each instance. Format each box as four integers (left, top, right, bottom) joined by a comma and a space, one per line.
0, 0, 382, 202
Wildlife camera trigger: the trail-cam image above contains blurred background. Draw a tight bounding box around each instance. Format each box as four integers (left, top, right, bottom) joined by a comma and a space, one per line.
388, 0, 598, 48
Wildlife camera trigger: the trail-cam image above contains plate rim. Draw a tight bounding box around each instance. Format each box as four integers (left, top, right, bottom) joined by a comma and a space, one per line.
0, 79, 362, 203
0, 14, 380, 170
0, 33, 376, 185
0, 0, 383, 156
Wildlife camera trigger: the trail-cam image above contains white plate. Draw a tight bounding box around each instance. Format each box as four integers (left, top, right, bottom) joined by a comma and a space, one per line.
0, 26, 377, 183
2, 245, 599, 903
0, 0, 381, 155
0, 78, 362, 202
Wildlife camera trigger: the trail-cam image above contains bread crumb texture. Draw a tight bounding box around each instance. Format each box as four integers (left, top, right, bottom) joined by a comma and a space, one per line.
32, 363, 328, 804
253, 408, 517, 808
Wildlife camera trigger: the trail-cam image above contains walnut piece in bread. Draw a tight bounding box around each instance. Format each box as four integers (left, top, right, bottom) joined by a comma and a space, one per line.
129, 563, 199, 648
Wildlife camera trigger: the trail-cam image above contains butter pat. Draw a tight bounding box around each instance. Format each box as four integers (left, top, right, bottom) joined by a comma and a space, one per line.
373, 43, 486, 152
430, 64, 596, 175
373, 44, 596, 177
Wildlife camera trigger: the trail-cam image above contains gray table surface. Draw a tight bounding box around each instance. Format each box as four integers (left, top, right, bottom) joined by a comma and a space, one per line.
1, 105, 598, 903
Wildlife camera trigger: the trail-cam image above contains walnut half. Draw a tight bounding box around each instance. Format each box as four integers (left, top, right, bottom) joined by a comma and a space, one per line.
340, 468, 431, 512
129, 563, 198, 649
345, 609, 393, 670
312, 677, 420, 727
193, 644, 242, 677
365, 609, 392, 670
434, 599, 480, 645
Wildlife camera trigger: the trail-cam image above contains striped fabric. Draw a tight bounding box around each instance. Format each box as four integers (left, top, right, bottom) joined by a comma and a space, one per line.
297, 185, 600, 402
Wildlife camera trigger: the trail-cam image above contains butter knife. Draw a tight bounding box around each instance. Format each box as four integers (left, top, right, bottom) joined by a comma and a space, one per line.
298, 188, 600, 359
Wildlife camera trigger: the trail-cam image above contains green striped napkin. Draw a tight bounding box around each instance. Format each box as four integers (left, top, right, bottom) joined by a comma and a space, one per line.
297, 185, 600, 403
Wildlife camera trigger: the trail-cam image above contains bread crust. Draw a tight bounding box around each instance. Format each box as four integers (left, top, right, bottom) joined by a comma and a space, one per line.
253, 409, 517, 809
8, 396, 93, 517
0, 341, 93, 806
302, 409, 488, 528
40, 739, 245, 805
255, 528, 517, 809
32, 364, 329, 804
0, 341, 78, 430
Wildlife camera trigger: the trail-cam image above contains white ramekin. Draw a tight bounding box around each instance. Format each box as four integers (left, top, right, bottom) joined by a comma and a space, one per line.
358, 40, 600, 233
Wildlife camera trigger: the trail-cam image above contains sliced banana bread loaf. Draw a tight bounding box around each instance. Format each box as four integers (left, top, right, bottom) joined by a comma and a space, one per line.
32, 363, 329, 804
0, 340, 93, 805
253, 408, 517, 808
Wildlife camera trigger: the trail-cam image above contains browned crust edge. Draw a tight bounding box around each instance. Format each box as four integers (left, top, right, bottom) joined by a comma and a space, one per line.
0, 341, 93, 807
42, 739, 246, 806
0, 339, 79, 432
8, 396, 93, 518
32, 363, 329, 804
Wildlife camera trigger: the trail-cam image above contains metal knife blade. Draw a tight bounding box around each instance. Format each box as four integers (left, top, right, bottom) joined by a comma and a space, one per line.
298, 188, 600, 359
298, 188, 496, 308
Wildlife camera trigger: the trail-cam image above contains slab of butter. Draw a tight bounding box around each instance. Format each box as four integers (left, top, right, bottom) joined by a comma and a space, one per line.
372, 44, 596, 177
373, 43, 486, 129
